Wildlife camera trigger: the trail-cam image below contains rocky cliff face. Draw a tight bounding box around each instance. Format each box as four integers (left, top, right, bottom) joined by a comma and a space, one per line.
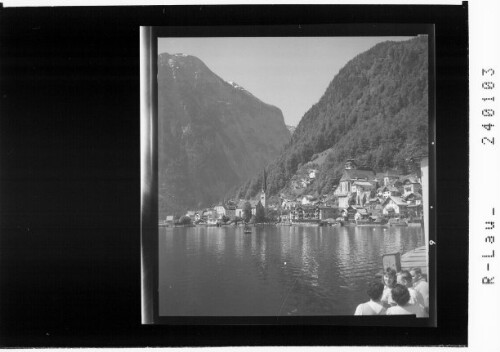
158, 53, 290, 217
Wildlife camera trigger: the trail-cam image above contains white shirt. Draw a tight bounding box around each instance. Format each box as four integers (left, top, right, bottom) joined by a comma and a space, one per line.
413, 279, 429, 309
354, 300, 387, 315
387, 303, 425, 317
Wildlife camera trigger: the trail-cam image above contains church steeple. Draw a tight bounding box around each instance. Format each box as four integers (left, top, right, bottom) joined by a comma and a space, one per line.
262, 169, 267, 192
260, 169, 267, 208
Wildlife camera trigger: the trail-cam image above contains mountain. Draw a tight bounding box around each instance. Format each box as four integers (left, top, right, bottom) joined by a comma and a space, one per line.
158, 53, 290, 217
286, 125, 296, 135
235, 36, 429, 200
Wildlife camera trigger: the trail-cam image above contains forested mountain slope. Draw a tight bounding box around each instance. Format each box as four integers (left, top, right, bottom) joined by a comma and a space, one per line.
235, 36, 428, 199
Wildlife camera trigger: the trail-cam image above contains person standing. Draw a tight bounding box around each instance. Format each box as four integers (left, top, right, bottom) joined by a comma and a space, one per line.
410, 267, 429, 313
354, 281, 387, 315
380, 268, 397, 307
386, 284, 425, 317
397, 270, 427, 317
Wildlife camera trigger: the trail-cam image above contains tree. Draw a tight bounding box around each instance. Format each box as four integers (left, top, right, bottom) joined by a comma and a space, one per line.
243, 201, 252, 222
178, 216, 192, 225
266, 208, 279, 222
233, 216, 243, 225
255, 201, 266, 223
221, 215, 230, 223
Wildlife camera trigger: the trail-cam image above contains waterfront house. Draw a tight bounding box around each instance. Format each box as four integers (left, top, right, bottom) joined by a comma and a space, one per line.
354, 207, 370, 221
341, 205, 358, 221
291, 204, 320, 222
235, 200, 247, 218
382, 196, 408, 217
214, 204, 226, 218
165, 215, 174, 225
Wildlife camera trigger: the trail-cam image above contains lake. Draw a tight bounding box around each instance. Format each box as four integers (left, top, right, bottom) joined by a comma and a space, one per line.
159, 225, 425, 316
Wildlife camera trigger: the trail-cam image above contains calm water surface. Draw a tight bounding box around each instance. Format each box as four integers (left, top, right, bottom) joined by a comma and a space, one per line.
159, 225, 424, 316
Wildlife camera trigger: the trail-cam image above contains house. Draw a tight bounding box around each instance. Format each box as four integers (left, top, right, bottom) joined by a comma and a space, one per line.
235, 200, 247, 218
165, 215, 174, 225
401, 175, 422, 197
404, 193, 423, 218
214, 204, 226, 218
205, 209, 218, 221
186, 210, 196, 219
378, 185, 402, 199
281, 199, 297, 210
301, 195, 317, 205
382, 196, 408, 217
308, 169, 318, 179
354, 207, 370, 221
352, 181, 377, 206
334, 159, 376, 208
383, 169, 400, 186
403, 192, 422, 205
341, 205, 358, 221
291, 204, 320, 222
225, 202, 236, 219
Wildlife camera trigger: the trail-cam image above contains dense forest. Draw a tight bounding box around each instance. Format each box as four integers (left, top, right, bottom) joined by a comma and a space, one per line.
234, 36, 428, 200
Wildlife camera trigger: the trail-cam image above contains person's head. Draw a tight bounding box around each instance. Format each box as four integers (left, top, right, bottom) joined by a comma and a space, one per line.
410, 267, 423, 281
383, 268, 397, 288
397, 270, 413, 288
366, 280, 385, 301
391, 284, 411, 306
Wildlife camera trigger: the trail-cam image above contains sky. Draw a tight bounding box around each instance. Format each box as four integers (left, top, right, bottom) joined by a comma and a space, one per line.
158, 36, 413, 127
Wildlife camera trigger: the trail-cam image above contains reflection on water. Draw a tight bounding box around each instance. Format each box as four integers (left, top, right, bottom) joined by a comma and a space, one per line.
159, 225, 424, 316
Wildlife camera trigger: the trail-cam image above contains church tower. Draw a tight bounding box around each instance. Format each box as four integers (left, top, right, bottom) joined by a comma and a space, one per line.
260, 169, 267, 209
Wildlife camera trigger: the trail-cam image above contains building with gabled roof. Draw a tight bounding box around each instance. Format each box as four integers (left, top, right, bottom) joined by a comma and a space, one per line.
401, 175, 422, 196
382, 196, 408, 217
334, 160, 376, 208
383, 169, 401, 186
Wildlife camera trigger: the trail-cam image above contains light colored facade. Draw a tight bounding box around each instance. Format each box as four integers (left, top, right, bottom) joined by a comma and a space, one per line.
382, 196, 408, 216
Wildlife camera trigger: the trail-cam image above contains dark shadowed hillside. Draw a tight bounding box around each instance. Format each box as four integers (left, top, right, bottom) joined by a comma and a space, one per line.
158, 53, 290, 217
236, 36, 428, 199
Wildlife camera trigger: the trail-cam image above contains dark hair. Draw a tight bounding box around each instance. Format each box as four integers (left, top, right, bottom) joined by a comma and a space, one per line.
366, 281, 385, 301
399, 270, 413, 286
383, 268, 397, 288
391, 284, 411, 306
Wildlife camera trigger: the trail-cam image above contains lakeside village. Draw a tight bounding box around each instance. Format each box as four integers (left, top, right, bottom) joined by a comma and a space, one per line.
160, 159, 424, 229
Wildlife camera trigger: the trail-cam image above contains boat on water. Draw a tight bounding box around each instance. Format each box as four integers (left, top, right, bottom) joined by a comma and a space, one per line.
388, 217, 408, 227
243, 224, 252, 234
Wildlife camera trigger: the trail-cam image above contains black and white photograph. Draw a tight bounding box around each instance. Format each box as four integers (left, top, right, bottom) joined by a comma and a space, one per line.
147, 28, 434, 322
2, 2, 475, 348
